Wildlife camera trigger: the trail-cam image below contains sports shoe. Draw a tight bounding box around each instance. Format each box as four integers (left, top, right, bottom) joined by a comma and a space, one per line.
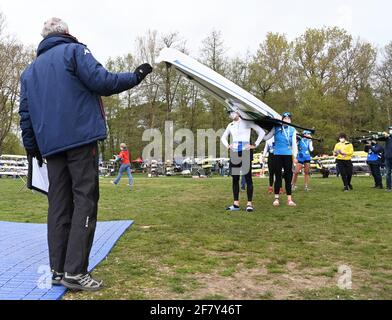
246, 205, 254, 213
226, 205, 240, 212
279, 188, 284, 195
349, 184, 354, 190
292, 185, 297, 191
52, 271, 64, 286
273, 199, 280, 207
61, 273, 103, 292
111, 181, 117, 186
268, 187, 273, 194
387, 189, 392, 192
304, 186, 311, 192
288, 200, 297, 207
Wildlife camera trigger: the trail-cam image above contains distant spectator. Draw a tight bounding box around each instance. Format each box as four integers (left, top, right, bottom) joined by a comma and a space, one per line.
112, 143, 134, 189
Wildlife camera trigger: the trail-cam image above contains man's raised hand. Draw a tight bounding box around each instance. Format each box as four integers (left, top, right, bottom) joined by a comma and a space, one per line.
134, 63, 153, 84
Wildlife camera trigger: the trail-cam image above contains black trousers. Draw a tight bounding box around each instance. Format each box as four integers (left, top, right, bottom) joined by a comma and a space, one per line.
230, 150, 254, 202
368, 163, 382, 187
274, 155, 293, 196
46, 142, 99, 275
268, 154, 275, 187
336, 160, 353, 188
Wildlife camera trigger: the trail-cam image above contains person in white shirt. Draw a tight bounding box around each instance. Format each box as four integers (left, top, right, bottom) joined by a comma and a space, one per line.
221, 110, 266, 213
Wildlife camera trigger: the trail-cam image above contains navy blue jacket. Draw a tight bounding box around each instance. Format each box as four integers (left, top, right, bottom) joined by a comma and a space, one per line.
385, 137, 392, 159
19, 34, 139, 157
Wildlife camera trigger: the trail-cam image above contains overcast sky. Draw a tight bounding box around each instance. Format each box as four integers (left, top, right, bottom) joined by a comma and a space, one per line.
1, 0, 391, 63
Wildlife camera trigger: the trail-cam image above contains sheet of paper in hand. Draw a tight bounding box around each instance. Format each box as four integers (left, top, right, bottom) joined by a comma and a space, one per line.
27, 157, 49, 195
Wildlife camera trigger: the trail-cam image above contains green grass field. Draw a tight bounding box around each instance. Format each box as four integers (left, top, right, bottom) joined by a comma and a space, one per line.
1, 174, 392, 300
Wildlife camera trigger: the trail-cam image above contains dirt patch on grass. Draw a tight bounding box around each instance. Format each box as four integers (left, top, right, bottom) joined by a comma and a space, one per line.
190, 262, 337, 300
138, 255, 358, 300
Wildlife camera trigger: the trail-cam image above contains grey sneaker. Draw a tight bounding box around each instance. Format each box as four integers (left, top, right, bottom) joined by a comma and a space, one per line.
61, 273, 103, 292
52, 271, 64, 286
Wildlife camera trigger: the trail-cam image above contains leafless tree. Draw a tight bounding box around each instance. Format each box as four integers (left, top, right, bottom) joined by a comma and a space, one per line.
0, 14, 32, 154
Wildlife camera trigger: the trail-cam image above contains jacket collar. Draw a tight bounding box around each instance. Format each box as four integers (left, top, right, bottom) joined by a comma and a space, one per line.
37, 33, 79, 57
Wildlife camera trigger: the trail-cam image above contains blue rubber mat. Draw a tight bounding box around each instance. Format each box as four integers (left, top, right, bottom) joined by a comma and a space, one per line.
0, 220, 133, 300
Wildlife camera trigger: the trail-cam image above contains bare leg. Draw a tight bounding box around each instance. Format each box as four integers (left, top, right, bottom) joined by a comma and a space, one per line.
292, 163, 303, 188
304, 163, 311, 187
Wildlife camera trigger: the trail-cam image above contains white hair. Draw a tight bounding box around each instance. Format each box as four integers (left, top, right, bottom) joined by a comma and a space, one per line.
41, 18, 69, 38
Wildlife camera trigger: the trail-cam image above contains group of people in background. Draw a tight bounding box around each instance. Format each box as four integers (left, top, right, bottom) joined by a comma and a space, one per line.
332, 127, 392, 192
222, 108, 392, 213
113, 110, 392, 214
222, 110, 305, 212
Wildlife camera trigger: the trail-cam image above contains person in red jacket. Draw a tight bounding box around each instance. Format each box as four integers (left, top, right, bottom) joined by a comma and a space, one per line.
112, 143, 133, 188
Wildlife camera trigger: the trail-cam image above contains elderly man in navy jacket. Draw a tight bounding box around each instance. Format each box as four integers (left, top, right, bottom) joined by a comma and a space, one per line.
19, 18, 152, 291
381, 126, 392, 192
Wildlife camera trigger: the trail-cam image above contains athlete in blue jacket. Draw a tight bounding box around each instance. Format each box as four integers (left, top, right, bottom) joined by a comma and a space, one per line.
264, 112, 298, 207
292, 130, 314, 192
19, 18, 152, 291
